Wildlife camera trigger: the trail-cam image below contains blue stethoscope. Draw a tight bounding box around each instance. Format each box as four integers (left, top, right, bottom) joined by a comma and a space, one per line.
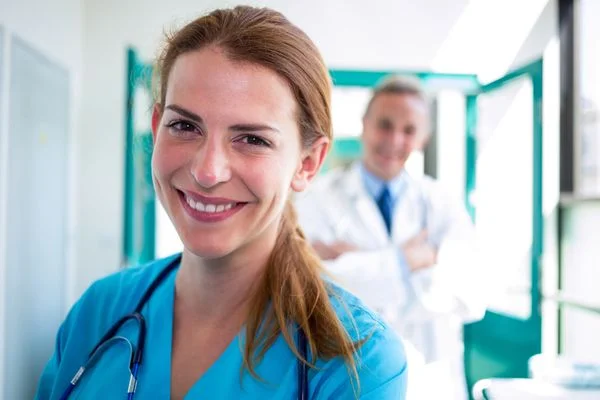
59, 254, 310, 400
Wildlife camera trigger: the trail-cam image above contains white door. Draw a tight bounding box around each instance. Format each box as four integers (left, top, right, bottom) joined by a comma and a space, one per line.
3, 36, 70, 400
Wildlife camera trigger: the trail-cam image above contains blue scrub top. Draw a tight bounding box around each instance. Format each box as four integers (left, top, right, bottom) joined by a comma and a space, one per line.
35, 254, 407, 399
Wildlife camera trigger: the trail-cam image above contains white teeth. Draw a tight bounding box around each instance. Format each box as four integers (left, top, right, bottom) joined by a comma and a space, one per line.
185, 195, 236, 213
186, 197, 196, 209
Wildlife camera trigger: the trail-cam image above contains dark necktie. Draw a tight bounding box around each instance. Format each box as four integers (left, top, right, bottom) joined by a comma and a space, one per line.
377, 185, 393, 235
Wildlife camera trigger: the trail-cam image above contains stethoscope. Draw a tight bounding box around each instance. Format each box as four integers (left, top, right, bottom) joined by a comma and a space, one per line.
59, 254, 310, 400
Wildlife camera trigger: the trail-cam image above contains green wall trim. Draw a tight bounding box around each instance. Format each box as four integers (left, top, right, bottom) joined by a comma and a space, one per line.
329, 68, 479, 89
465, 94, 477, 220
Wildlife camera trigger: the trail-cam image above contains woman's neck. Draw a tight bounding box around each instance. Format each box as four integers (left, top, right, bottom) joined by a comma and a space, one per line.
175, 229, 277, 325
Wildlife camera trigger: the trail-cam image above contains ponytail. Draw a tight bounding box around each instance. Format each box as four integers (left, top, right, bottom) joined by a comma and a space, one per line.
243, 200, 362, 393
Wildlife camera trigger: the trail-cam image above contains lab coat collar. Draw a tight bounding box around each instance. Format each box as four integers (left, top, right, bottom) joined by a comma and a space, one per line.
359, 162, 407, 203
338, 162, 390, 245
338, 162, 367, 200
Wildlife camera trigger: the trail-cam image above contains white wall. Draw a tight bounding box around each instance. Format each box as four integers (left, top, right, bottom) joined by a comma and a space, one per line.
559, 0, 600, 362
0, 0, 83, 395
577, 0, 600, 195
561, 202, 600, 360
511, 0, 557, 69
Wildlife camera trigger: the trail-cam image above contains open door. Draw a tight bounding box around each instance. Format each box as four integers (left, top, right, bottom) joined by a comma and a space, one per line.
464, 59, 544, 388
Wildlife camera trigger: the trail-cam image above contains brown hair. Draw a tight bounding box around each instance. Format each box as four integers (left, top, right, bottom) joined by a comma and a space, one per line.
154, 5, 362, 391
364, 74, 428, 117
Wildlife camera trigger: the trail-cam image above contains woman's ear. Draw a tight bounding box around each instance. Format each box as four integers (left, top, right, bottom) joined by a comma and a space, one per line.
151, 104, 162, 144
290, 137, 329, 193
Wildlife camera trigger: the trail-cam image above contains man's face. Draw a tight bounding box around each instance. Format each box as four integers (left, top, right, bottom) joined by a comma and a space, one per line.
362, 92, 429, 181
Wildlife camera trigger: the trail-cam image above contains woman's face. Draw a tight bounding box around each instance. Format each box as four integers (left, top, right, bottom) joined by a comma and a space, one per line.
152, 46, 327, 260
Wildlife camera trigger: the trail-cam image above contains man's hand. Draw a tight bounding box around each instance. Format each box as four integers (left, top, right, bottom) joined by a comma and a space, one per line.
402, 230, 437, 272
312, 240, 358, 261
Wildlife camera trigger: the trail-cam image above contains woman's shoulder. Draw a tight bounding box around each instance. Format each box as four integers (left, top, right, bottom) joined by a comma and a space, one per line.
79, 254, 179, 309
317, 282, 408, 398
34, 255, 180, 398
62, 254, 179, 337
326, 281, 394, 338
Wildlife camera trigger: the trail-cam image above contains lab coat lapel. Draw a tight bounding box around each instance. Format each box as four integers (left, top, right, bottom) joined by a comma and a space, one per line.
341, 163, 390, 246
390, 173, 427, 243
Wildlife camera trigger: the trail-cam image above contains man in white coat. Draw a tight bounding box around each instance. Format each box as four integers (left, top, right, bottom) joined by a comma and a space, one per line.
295, 76, 487, 399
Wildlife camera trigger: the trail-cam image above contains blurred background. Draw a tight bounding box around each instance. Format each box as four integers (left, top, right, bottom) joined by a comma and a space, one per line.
1, 0, 599, 398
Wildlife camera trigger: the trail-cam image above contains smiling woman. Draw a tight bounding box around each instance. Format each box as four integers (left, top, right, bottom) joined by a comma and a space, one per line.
151, 46, 305, 259
34, 6, 408, 400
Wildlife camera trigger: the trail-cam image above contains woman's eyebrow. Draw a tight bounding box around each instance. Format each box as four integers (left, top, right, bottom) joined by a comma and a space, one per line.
165, 104, 204, 124
165, 105, 280, 134
230, 123, 280, 134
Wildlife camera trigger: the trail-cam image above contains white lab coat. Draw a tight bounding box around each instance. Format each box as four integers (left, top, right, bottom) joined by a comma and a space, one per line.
295, 162, 487, 400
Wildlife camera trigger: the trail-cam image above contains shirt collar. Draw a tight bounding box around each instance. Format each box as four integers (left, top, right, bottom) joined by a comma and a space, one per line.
359, 162, 406, 202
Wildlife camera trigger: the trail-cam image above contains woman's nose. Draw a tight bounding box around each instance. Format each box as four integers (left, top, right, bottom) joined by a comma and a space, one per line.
190, 139, 232, 188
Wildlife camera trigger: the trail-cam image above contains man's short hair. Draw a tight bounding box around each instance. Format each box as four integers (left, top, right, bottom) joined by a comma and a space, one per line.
364, 75, 427, 116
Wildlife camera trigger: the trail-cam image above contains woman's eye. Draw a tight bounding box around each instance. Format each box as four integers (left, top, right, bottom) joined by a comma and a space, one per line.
166, 120, 198, 134
239, 135, 270, 147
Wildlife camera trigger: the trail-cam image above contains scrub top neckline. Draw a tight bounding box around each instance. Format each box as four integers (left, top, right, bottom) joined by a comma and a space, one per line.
147, 266, 243, 399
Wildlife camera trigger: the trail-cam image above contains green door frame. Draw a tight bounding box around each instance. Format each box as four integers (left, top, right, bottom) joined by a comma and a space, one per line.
330, 68, 480, 89
123, 48, 155, 266
463, 58, 544, 387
